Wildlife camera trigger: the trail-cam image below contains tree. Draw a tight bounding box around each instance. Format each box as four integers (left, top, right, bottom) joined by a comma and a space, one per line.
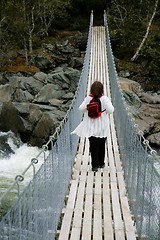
131, 0, 159, 61
0, 0, 72, 64
38, 0, 71, 37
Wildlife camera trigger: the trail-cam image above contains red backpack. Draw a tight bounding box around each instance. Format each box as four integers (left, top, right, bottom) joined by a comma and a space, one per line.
87, 94, 105, 118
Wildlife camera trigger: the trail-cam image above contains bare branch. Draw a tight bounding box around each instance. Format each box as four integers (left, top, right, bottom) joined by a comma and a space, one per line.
131, 0, 159, 61
0, 17, 6, 24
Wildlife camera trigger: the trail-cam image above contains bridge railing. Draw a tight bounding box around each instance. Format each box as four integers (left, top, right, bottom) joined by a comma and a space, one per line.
0, 11, 93, 240
104, 11, 160, 240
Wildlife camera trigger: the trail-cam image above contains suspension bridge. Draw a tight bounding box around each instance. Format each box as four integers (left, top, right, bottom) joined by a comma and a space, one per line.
0, 12, 160, 240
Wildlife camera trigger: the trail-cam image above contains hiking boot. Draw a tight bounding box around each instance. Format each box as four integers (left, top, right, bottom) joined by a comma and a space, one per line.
99, 164, 105, 168
92, 167, 98, 172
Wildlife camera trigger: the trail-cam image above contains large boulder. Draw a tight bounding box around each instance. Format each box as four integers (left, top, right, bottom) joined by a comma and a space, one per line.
147, 132, 160, 146
29, 109, 65, 147
0, 102, 27, 133
29, 112, 56, 147
119, 77, 142, 96
34, 56, 56, 70
119, 77, 160, 148
140, 92, 160, 104
35, 84, 66, 103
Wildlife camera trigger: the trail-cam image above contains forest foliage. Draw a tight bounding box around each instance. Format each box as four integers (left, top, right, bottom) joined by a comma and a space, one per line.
0, 0, 160, 90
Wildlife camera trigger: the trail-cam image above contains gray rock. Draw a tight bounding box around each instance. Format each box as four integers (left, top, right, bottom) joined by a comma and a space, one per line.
62, 92, 74, 100
56, 40, 75, 54
49, 70, 71, 85
29, 105, 42, 126
34, 56, 56, 70
29, 112, 57, 147
63, 67, 81, 82
71, 49, 81, 57
14, 103, 30, 117
42, 43, 56, 52
122, 90, 141, 107
0, 84, 14, 102
70, 57, 84, 68
49, 98, 64, 107
0, 102, 26, 133
119, 70, 130, 78
10, 76, 44, 96
140, 92, 160, 104
35, 84, 66, 103
34, 72, 48, 83
147, 132, 160, 145
14, 89, 34, 102
51, 54, 68, 64
0, 73, 8, 85
135, 116, 156, 134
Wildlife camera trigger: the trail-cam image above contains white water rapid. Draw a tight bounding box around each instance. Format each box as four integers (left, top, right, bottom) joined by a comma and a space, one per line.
0, 131, 48, 219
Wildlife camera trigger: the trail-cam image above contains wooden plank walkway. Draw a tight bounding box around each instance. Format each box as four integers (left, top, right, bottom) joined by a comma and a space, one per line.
56, 26, 137, 240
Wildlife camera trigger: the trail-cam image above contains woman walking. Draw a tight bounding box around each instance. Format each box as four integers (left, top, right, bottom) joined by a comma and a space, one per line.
71, 81, 114, 172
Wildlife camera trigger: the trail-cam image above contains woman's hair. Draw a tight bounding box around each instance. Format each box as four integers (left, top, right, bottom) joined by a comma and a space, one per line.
90, 81, 104, 97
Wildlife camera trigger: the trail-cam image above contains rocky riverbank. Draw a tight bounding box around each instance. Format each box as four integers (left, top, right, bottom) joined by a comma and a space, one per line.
0, 32, 87, 148
119, 77, 160, 151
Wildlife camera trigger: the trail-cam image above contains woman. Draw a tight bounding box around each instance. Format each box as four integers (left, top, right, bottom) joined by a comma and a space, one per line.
71, 81, 114, 172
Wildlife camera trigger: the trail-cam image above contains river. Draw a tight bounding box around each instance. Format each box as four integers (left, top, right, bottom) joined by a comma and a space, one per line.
0, 131, 47, 219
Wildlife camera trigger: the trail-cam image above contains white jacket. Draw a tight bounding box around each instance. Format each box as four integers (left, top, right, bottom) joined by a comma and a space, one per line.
71, 95, 114, 138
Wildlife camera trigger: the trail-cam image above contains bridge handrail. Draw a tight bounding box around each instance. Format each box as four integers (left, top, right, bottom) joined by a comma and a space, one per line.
104, 10, 160, 240
0, 11, 93, 239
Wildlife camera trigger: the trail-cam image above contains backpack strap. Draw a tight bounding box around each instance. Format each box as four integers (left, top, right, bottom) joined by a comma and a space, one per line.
88, 94, 106, 113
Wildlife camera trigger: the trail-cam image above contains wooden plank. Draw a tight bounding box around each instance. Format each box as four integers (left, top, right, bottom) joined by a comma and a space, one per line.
70, 160, 87, 238
75, 180, 86, 211
58, 179, 79, 239
81, 171, 93, 240
70, 227, 81, 240
70, 139, 88, 239
121, 196, 136, 240
81, 193, 93, 240
111, 182, 125, 237
93, 171, 102, 240
67, 180, 79, 209
70, 210, 82, 240
93, 210, 102, 240
103, 171, 114, 240
58, 208, 73, 240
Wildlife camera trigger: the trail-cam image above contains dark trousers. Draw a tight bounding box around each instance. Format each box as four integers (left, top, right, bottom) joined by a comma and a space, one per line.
89, 136, 106, 169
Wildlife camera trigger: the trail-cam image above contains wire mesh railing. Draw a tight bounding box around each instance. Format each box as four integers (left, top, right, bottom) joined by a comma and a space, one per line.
104, 11, 160, 240
0, 11, 93, 240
